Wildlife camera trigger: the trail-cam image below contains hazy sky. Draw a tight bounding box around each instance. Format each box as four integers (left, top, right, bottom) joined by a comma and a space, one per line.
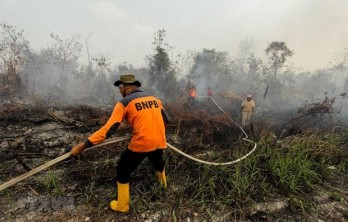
1, 0, 347, 72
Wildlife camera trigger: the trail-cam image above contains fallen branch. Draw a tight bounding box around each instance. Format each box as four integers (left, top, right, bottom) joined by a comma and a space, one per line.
7, 140, 31, 171
14, 155, 31, 171
284, 111, 335, 126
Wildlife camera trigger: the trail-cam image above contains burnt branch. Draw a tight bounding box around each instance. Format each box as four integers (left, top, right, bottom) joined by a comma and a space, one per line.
7, 140, 31, 171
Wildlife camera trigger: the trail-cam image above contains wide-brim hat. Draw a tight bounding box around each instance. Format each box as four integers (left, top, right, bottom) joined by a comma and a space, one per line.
114, 74, 141, 87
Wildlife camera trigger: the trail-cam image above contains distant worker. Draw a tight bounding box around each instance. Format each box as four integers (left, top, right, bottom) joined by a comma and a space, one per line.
189, 87, 197, 105
206, 87, 214, 103
207, 87, 213, 97
241, 94, 255, 128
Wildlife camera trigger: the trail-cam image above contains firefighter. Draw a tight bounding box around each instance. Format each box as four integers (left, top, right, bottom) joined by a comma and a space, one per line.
69, 74, 170, 213
189, 87, 197, 105
241, 94, 255, 128
207, 87, 214, 103
207, 87, 213, 97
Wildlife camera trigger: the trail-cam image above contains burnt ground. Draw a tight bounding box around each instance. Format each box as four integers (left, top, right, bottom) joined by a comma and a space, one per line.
0, 99, 347, 221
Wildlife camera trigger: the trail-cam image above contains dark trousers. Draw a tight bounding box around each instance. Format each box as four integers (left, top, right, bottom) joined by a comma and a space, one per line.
116, 148, 165, 183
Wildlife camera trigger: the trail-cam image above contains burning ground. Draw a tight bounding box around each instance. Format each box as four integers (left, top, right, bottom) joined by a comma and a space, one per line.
0, 97, 347, 222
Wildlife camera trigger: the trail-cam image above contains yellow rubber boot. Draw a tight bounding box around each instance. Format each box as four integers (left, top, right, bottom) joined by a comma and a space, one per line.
110, 182, 130, 213
156, 169, 167, 189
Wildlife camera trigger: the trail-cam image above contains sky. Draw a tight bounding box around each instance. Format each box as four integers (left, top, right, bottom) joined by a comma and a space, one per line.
1, 0, 348, 72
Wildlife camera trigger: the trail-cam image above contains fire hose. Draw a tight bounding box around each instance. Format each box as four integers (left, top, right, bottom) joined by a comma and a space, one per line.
0, 136, 131, 192
0, 96, 257, 191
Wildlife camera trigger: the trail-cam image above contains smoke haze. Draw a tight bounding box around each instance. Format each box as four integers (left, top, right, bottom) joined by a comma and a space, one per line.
0, 0, 347, 71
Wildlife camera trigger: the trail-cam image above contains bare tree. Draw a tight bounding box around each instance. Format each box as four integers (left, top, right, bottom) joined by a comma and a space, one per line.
246, 53, 263, 96
331, 47, 348, 70
236, 37, 254, 74
0, 23, 31, 97
46, 33, 83, 95
23, 52, 44, 95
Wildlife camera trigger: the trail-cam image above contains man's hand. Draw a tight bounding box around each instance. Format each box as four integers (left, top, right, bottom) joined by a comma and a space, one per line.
70, 142, 86, 156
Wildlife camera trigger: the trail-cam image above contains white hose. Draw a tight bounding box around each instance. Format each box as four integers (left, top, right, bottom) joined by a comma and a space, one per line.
171, 95, 258, 165
0, 97, 257, 191
167, 139, 256, 166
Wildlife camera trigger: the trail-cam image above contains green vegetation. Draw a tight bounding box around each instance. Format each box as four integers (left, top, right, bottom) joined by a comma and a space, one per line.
130, 127, 347, 220
43, 170, 63, 195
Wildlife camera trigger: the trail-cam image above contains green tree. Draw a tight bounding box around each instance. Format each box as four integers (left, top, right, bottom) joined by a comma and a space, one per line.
262, 41, 298, 103
265, 41, 293, 84
146, 29, 178, 101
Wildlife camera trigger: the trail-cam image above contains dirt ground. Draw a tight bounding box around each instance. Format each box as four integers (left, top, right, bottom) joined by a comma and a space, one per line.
0, 101, 347, 221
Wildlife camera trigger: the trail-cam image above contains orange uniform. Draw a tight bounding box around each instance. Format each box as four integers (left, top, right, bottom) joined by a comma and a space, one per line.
190, 89, 196, 97
87, 90, 169, 152
70, 74, 169, 213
